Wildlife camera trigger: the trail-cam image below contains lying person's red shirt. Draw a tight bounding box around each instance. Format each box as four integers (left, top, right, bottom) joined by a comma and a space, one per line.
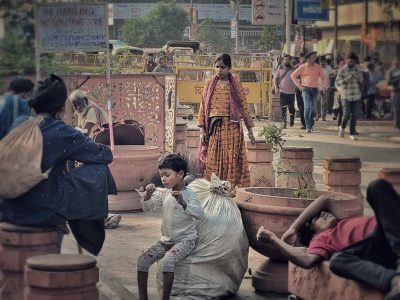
307, 216, 377, 259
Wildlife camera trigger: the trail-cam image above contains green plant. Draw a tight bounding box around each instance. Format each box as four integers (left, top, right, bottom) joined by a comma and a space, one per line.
258, 123, 316, 199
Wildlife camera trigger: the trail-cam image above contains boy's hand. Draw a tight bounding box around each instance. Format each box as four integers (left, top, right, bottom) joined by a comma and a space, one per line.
256, 226, 277, 243
144, 183, 156, 201
171, 191, 187, 209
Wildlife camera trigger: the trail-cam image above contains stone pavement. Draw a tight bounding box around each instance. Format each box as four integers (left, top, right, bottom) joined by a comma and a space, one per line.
61, 117, 399, 300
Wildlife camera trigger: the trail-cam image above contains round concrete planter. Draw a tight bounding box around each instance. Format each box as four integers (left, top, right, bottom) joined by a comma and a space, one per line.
322, 157, 363, 203
175, 122, 187, 153
245, 140, 275, 187
235, 187, 362, 294
379, 167, 400, 193
108, 145, 160, 212
277, 147, 314, 189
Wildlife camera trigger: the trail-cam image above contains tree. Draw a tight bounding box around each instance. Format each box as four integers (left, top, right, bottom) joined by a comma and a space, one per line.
259, 26, 284, 52
195, 18, 233, 54
123, 2, 189, 48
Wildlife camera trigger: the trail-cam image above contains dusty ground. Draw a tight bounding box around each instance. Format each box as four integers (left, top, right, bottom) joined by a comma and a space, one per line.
62, 116, 400, 300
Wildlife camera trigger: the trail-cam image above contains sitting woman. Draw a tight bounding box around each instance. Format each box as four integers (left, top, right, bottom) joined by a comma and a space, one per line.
0, 74, 116, 255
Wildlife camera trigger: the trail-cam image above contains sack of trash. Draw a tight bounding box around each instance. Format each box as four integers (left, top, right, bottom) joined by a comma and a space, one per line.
157, 173, 249, 299
0, 116, 51, 198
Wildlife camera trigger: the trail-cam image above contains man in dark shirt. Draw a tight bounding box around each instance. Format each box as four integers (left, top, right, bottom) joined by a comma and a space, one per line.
257, 179, 400, 299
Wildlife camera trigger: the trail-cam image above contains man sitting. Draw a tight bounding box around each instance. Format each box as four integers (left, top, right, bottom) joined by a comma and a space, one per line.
257, 179, 400, 300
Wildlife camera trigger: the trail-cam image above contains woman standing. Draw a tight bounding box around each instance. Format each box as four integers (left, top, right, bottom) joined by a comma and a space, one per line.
197, 54, 255, 188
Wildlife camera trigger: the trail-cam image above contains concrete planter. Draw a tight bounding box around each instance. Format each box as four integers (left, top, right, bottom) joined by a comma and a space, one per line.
185, 128, 200, 161
235, 187, 361, 294
246, 140, 275, 187
108, 145, 160, 212
0, 223, 59, 300
277, 147, 314, 189
25, 254, 99, 300
174, 122, 187, 153
378, 167, 400, 193
322, 157, 363, 203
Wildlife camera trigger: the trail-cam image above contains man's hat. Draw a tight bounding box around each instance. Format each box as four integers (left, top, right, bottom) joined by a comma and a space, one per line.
28, 74, 67, 112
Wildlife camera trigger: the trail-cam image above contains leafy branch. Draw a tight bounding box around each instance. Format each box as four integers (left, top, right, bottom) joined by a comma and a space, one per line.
258, 123, 316, 199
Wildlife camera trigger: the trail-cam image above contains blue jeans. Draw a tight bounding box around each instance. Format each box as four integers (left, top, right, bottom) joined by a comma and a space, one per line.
302, 87, 318, 130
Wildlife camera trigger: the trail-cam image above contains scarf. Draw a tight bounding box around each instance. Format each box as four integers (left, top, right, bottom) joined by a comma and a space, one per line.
197, 73, 244, 174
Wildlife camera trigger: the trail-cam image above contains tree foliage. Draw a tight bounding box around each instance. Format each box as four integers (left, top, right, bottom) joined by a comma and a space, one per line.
122, 2, 189, 48
195, 18, 233, 54
259, 26, 284, 52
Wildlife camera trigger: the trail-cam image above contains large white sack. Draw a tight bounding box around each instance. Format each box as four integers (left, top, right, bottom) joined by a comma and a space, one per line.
157, 174, 249, 299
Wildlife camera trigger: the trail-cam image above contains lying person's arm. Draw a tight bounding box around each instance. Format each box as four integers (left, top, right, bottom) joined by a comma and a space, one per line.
281, 193, 336, 243
257, 227, 323, 269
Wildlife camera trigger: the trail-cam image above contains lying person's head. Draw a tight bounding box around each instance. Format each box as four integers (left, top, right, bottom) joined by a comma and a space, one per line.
297, 210, 338, 246
157, 153, 188, 190
28, 74, 67, 119
69, 90, 89, 114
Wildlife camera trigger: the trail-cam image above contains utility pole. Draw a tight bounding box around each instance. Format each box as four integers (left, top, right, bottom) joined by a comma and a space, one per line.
230, 0, 240, 53
285, 0, 291, 54
333, 0, 338, 68
364, 0, 369, 57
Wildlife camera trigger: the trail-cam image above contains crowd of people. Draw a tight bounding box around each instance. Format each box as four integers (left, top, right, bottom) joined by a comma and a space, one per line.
144, 52, 175, 73
274, 51, 400, 138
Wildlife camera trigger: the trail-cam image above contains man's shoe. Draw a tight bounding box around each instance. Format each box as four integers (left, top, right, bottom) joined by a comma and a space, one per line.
353, 131, 360, 135
349, 135, 357, 140
281, 123, 287, 129
306, 129, 312, 133
300, 125, 306, 129
338, 127, 344, 137
321, 116, 326, 121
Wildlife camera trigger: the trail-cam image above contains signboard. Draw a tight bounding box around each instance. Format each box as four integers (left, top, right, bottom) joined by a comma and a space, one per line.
37, 3, 107, 53
294, 0, 329, 21
111, 3, 252, 22
251, 0, 284, 25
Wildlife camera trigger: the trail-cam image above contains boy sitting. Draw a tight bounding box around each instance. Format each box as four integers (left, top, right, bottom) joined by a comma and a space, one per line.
137, 153, 204, 300
256, 179, 400, 300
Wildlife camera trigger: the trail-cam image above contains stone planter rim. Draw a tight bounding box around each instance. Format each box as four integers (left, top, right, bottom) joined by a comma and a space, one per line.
282, 146, 313, 152
246, 140, 272, 149
0, 222, 56, 233
110, 145, 159, 151
236, 187, 358, 214
324, 156, 361, 163
380, 168, 400, 175
27, 254, 97, 271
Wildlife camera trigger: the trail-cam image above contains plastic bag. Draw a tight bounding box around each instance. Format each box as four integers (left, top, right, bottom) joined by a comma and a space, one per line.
0, 116, 50, 198
157, 174, 249, 299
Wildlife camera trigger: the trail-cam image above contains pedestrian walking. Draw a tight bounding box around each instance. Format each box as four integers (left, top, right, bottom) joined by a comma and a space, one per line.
387, 56, 400, 129
293, 55, 306, 129
274, 54, 296, 129
317, 56, 333, 121
336, 53, 364, 140
291, 51, 328, 133
365, 63, 378, 119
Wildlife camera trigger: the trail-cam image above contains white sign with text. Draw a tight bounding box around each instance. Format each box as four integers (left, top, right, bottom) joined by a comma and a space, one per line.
37, 3, 107, 53
252, 0, 284, 25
